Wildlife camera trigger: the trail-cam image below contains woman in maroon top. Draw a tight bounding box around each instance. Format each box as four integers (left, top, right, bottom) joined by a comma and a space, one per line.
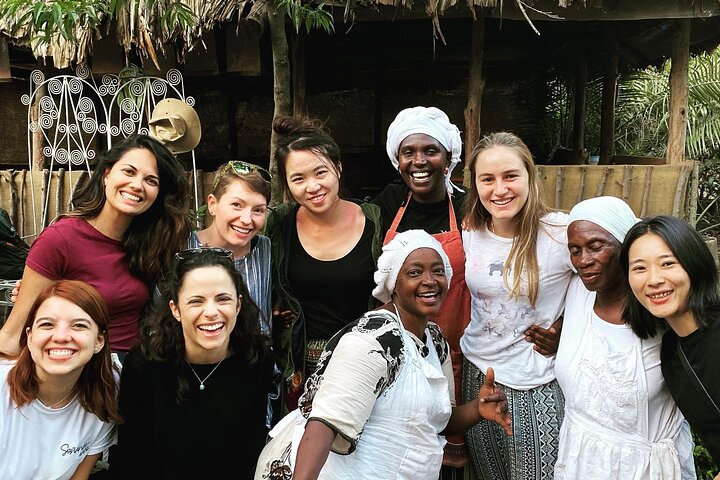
0, 134, 191, 357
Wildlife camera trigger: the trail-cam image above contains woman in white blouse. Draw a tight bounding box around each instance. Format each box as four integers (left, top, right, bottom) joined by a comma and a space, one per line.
255, 230, 511, 480
555, 196, 694, 479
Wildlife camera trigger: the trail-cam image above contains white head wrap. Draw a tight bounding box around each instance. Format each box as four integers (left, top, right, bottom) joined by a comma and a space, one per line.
372, 229, 453, 303
385, 106, 463, 194
568, 196, 640, 242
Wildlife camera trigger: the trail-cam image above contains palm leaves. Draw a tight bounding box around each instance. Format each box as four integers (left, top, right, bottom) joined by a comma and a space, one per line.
616, 50, 720, 161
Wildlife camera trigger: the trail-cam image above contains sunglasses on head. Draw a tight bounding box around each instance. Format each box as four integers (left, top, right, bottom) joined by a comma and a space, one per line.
175, 247, 234, 262
214, 160, 272, 188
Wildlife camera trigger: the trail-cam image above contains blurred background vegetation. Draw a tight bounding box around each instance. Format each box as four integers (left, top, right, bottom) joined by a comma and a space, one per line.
544, 46, 720, 240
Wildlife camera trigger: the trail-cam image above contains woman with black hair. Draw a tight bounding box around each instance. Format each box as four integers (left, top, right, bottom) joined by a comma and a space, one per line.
622, 215, 720, 466
111, 247, 274, 479
266, 116, 383, 411
0, 134, 191, 357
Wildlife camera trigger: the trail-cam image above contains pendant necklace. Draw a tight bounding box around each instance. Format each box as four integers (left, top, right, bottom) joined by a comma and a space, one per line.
37, 389, 76, 409
186, 358, 225, 391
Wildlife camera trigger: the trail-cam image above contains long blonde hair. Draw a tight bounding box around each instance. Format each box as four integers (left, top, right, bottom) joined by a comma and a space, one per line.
463, 132, 549, 306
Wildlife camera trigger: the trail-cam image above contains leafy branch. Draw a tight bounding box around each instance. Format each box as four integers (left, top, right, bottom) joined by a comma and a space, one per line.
0, 0, 108, 45
277, 0, 335, 34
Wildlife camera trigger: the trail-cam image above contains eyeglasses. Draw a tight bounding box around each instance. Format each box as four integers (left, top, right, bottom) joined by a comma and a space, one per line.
175, 247, 234, 262
213, 161, 272, 189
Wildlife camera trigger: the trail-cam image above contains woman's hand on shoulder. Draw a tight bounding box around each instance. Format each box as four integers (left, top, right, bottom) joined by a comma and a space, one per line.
10, 279, 20, 303
524, 316, 563, 356
477, 367, 512, 436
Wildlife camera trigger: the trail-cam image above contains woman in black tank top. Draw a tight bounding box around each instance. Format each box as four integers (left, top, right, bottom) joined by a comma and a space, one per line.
265, 116, 383, 412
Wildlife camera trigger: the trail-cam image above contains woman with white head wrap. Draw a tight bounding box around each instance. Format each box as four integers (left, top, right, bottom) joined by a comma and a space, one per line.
255, 230, 511, 480
555, 196, 695, 479
371, 107, 471, 466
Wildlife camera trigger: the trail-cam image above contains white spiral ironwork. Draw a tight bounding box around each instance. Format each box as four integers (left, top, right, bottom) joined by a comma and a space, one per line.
22, 63, 200, 240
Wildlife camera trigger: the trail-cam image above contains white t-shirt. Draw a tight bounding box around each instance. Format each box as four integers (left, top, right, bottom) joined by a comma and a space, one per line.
461, 211, 574, 389
0, 361, 117, 480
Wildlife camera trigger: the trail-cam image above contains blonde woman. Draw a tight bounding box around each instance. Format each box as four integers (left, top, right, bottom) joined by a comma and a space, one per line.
460, 132, 573, 480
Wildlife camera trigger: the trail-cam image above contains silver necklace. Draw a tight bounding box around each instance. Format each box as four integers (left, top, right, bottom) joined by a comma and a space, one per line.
186, 358, 225, 391
37, 389, 76, 409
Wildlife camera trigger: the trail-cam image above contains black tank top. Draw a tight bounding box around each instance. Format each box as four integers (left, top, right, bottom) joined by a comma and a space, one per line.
287, 218, 376, 340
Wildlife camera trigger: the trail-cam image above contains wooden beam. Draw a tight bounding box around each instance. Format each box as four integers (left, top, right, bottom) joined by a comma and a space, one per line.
667, 19, 690, 164
598, 30, 618, 165
463, 15, 484, 188
571, 55, 586, 164
335, 1, 720, 23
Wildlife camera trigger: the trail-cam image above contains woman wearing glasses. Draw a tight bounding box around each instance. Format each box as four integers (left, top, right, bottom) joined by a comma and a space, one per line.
266, 116, 384, 411
0, 134, 191, 359
188, 161, 273, 335
110, 248, 274, 479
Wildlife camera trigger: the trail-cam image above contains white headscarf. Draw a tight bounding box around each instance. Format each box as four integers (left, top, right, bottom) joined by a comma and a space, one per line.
372, 230, 453, 303
385, 106, 463, 195
568, 196, 640, 242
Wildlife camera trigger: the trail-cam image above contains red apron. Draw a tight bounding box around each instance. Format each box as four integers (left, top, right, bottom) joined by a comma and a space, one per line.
384, 193, 471, 467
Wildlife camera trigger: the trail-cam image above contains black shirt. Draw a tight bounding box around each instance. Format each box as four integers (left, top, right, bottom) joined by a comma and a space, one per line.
661, 317, 720, 464
287, 217, 376, 340
371, 182, 466, 237
111, 347, 274, 480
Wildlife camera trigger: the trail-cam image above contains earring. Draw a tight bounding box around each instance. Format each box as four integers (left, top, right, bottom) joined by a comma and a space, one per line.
93, 347, 99, 354
444, 166, 449, 174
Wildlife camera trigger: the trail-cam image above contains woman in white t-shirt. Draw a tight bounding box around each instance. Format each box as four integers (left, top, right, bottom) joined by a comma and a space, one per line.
555, 196, 695, 479
0, 280, 119, 480
461, 132, 573, 480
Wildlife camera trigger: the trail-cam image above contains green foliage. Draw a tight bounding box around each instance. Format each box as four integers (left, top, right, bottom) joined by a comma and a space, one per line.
544, 47, 720, 237
0, 0, 197, 50
694, 430, 718, 479
277, 0, 335, 34
0, 0, 108, 45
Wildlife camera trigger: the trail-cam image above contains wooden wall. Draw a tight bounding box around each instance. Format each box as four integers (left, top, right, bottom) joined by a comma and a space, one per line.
0, 161, 698, 245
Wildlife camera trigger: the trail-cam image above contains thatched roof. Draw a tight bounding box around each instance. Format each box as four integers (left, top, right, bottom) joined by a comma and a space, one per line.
0, 0, 252, 69
1, 0, 719, 69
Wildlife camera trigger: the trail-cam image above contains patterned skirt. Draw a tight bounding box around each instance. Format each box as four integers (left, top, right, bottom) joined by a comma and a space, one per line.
462, 358, 565, 480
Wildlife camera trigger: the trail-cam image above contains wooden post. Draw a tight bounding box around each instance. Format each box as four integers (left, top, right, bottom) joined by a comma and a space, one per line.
667, 19, 690, 164
598, 31, 618, 165
292, 30, 306, 117
463, 15, 485, 188
571, 56, 587, 164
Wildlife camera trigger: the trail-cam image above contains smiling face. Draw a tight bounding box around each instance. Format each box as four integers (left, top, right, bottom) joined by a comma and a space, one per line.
26, 296, 104, 383
206, 179, 267, 257
103, 148, 160, 218
567, 220, 623, 294
170, 265, 240, 363
392, 248, 448, 322
284, 150, 340, 214
397, 134, 449, 204
627, 233, 692, 325
474, 146, 530, 237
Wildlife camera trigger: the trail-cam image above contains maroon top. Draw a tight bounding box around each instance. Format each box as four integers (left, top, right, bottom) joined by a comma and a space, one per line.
26, 217, 149, 352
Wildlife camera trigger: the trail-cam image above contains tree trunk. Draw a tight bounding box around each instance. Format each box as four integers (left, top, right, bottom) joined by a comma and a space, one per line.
268, 3, 292, 205
598, 31, 618, 165
571, 56, 587, 164
667, 19, 690, 164
292, 30, 306, 117
463, 15, 485, 188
